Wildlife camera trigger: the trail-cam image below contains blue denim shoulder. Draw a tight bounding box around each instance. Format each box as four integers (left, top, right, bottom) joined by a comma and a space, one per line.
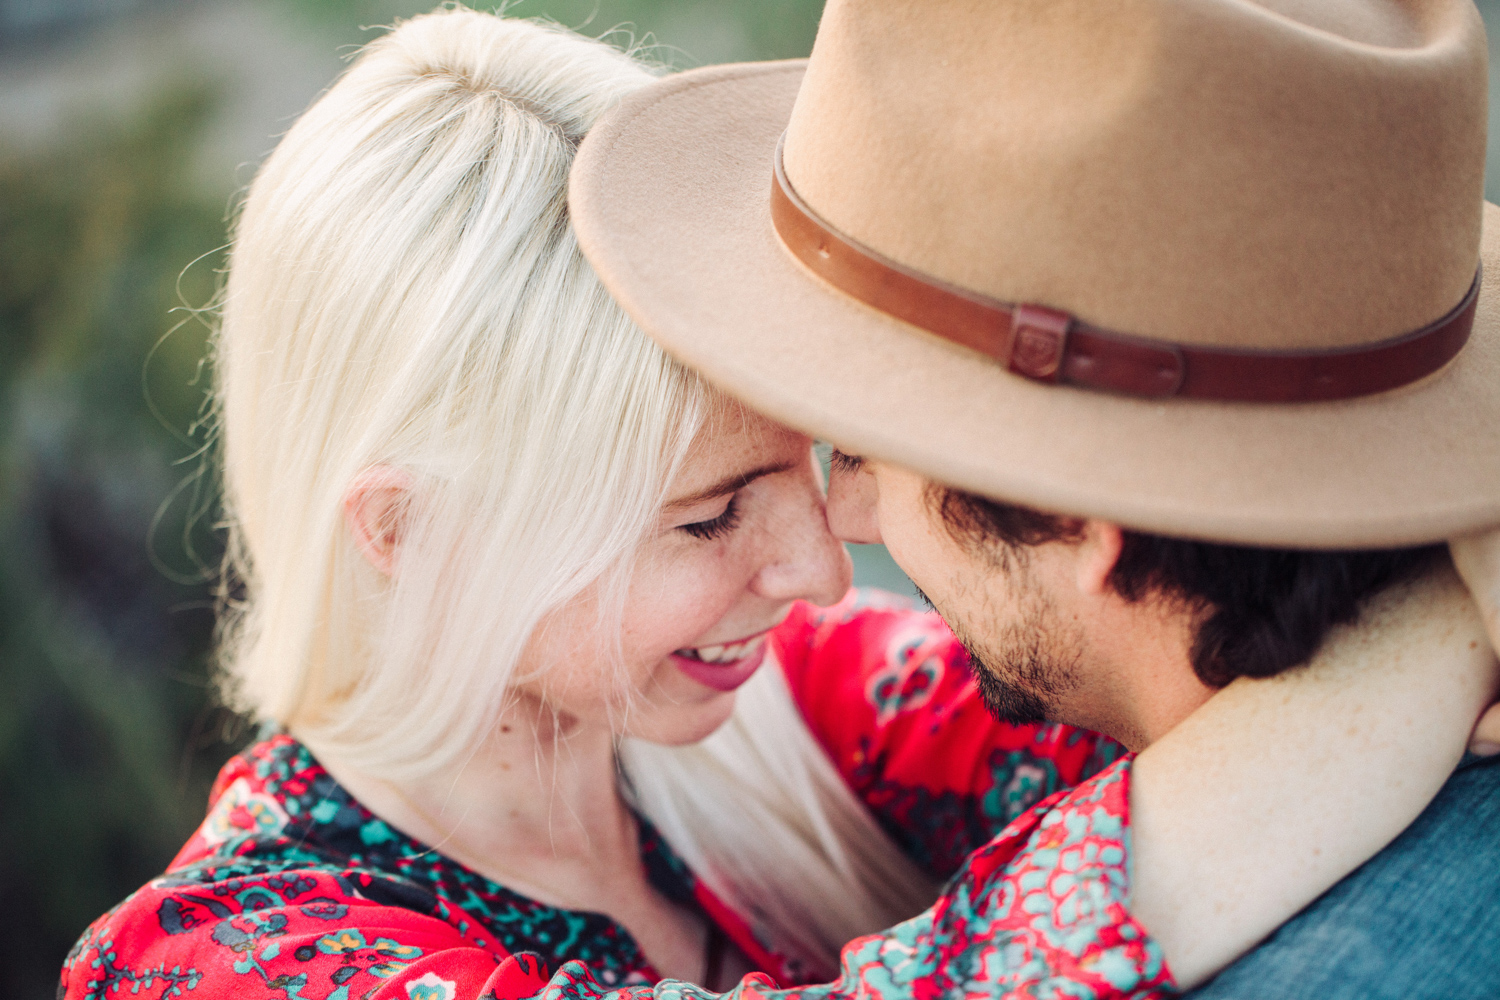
1188, 753, 1500, 1000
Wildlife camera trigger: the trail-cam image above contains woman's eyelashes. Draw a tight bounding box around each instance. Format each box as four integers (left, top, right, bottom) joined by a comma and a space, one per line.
679, 496, 742, 541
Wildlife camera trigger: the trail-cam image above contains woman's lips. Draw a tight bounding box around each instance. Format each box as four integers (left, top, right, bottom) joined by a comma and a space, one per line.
669, 640, 768, 692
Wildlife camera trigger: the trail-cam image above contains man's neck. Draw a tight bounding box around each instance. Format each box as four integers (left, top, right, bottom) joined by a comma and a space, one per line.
1059, 594, 1214, 752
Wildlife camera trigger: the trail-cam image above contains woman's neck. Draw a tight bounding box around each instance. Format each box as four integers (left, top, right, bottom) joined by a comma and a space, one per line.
310, 695, 636, 910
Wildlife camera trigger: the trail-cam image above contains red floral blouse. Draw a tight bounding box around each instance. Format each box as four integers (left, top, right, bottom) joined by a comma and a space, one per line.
60, 590, 1173, 1000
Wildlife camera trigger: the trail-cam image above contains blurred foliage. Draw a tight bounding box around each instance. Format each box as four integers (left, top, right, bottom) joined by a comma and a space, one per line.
0, 80, 239, 999
270, 0, 824, 65
0, 3, 822, 997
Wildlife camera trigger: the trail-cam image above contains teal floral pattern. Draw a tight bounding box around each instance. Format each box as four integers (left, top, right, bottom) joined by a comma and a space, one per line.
60, 594, 1171, 1000
60, 734, 785, 1000
539, 761, 1168, 1000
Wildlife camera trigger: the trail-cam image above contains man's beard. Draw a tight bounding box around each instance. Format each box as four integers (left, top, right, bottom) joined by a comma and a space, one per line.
965, 627, 1077, 725
916, 583, 1082, 726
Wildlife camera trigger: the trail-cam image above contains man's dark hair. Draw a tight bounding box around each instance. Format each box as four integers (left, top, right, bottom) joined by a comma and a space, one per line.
930, 485, 1443, 688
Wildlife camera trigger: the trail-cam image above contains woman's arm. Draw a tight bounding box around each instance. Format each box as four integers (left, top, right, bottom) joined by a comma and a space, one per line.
1129, 560, 1498, 989
1450, 528, 1500, 752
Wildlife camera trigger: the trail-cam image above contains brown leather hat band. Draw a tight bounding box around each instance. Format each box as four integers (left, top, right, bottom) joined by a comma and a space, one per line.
771, 139, 1480, 402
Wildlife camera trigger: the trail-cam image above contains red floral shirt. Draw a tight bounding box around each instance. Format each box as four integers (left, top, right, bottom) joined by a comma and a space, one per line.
60, 590, 1173, 1000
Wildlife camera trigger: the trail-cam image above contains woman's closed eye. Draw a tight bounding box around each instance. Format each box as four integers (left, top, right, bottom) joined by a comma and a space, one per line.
679, 496, 742, 541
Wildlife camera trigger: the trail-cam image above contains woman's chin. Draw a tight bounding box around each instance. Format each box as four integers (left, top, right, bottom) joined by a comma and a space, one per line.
622, 692, 739, 746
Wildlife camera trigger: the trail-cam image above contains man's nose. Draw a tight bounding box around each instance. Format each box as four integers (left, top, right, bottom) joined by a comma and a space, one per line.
827, 462, 882, 545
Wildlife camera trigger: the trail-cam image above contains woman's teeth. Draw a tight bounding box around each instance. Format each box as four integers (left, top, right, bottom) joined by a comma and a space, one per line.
677, 636, 764, 664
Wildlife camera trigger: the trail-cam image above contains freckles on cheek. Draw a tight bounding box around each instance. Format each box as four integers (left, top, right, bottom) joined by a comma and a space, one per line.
632, 545, 747, 653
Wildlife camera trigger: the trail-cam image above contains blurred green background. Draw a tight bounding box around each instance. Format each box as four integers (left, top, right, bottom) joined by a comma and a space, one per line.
4, 1, 1500, 997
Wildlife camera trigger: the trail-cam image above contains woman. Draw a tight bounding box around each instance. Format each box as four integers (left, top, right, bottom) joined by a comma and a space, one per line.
60, 9, 1500, 1000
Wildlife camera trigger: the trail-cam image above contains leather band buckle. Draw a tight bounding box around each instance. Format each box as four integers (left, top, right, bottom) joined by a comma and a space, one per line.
1008, 305, 1071, 382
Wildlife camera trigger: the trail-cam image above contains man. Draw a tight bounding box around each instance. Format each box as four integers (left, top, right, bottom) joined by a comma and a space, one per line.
566, 0, 1500, 995
821, 449, 1500, 998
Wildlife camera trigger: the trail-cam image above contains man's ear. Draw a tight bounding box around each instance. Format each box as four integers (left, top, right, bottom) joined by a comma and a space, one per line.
343, 466, 415, 576
1075, 520, 1125, 595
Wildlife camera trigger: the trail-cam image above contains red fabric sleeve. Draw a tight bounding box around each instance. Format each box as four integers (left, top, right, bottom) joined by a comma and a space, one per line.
59, 867, 551, 1000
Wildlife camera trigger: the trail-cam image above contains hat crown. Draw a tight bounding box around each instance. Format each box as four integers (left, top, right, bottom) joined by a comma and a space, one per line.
783, 0, 1488, 350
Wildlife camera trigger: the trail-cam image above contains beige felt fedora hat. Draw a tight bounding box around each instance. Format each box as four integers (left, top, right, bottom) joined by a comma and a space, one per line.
569, 0, 1500, 548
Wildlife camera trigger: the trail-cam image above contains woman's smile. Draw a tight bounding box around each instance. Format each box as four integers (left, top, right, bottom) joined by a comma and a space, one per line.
670, 631, 771, 691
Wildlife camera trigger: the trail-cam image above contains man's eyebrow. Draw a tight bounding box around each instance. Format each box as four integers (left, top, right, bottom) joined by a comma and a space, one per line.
664, 461, 796, 511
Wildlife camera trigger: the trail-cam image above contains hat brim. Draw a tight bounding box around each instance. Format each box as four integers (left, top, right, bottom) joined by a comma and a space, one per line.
570, 60, 1500, 548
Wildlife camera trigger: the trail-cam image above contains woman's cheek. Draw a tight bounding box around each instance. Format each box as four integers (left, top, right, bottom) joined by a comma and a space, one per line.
669, 554, 746, 644
624, 544, 727, 657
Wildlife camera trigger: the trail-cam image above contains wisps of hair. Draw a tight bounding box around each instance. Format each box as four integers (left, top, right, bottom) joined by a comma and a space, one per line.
213, 6, 934, 975
623, 662, 940, 977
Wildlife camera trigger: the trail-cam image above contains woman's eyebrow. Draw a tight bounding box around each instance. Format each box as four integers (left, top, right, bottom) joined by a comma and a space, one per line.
664, 461, 796, 511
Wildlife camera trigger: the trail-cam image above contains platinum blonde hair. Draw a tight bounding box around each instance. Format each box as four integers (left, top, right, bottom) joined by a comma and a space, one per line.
214, 6, 935, 975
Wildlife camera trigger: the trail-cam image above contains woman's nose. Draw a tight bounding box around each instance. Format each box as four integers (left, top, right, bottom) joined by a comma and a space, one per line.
753, 483, 853, 608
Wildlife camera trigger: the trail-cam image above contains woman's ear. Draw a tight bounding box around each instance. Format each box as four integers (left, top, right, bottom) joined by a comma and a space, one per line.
1076, 520, 1126, 596
343, 466, 415, 576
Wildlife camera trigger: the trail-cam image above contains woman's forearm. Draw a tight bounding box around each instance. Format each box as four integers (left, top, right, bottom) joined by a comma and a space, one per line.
1129, 561, 1498, 988
1450, 529, 1500, 752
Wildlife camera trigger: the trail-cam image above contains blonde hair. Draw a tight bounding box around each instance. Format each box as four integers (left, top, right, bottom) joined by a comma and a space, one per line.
214, 6, 934, 976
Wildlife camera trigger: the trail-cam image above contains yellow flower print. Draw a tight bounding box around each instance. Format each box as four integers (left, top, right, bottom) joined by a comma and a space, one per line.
315, 929, 368, 955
